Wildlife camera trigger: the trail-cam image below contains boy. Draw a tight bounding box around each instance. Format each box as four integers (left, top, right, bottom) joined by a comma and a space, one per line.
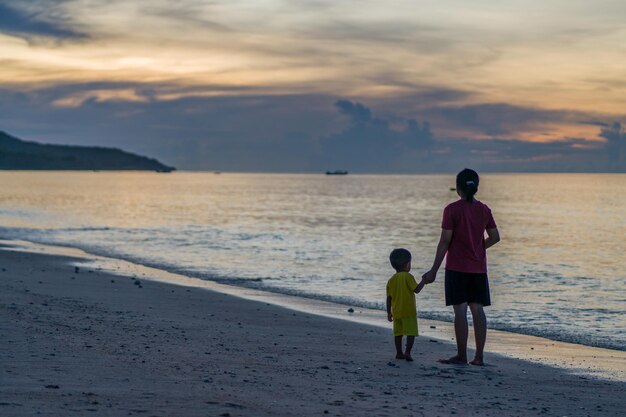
386, 248, 426, 361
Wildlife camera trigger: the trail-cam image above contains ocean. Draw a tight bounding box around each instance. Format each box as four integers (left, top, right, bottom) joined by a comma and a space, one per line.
0, 171, 624, 351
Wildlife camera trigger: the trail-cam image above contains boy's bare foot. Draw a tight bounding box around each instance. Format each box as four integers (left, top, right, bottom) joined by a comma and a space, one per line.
470, 357, 484, 366
404, 354, 413, 362
395, 353, 405, 359
438, 355, 468, 365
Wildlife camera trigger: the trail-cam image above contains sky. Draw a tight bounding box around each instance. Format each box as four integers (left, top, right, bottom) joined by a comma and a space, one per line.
0, 0, 625, 172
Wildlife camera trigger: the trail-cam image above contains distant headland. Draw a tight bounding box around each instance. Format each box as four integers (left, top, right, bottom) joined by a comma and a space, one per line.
0, 131, 175, 171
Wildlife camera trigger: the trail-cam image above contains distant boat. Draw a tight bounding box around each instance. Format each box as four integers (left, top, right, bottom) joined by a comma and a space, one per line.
156, 168, 174, 173
325, 170, 348, 175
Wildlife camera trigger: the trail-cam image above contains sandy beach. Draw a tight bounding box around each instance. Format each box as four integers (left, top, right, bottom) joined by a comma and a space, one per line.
1, 244, 625, 417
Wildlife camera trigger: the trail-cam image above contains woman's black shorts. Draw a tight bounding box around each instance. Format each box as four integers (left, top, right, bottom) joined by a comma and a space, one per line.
445, 269, 491, 307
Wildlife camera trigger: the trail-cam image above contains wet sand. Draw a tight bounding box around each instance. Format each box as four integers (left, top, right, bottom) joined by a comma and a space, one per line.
1, 245, 625, 416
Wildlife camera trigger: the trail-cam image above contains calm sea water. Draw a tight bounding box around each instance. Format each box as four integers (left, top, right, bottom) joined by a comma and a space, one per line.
0, 172, 624, 350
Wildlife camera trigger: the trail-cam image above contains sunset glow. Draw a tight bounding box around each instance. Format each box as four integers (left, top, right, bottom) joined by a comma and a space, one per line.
0, 0, 624, 171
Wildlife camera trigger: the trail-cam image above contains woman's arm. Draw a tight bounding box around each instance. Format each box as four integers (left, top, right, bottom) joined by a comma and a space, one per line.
423, 229, 453, 283
485, 227, 500, 249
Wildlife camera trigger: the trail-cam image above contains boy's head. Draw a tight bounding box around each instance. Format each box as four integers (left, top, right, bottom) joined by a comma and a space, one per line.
390, 248, 411, 272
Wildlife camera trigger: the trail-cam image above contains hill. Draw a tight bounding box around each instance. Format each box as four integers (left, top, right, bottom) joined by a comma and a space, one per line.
0, 131, 175, 171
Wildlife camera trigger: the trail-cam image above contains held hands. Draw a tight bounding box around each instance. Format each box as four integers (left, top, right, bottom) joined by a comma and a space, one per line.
415, 278, 426, 294
387, 312, 393, 322
422, 268, 437, 284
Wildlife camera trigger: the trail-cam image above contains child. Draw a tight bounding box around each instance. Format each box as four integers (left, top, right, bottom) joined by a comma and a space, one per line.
386, 248, 426, 361
422, 168, 500, 366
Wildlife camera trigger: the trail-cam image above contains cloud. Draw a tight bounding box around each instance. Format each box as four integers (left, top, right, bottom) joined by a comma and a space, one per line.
322, 100, 626, 172
317, 100, 433, 171
420, 103, 571, 137
0, 0, 624, 125
599, 122, 625, 166
0, 2, 87, 40
334, 100, 372, 123
0, 85, 339, 170
411, 102, 626, 148
417, 136, 612, 173
0, 83, 624, 173
581, 120, 610, 128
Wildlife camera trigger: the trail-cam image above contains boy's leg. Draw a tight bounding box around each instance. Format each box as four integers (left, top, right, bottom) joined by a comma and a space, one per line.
404, 315, 417, 361
440, 303, 468, 364
404, 336, 415, 361
394, 336, 405, 359
469, 303, 487, 365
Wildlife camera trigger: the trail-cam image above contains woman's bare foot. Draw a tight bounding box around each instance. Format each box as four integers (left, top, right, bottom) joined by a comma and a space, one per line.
438, 355, 468, 365
404, 354, 414, 362
395, 353, 406, 359
470, 357, 484, 366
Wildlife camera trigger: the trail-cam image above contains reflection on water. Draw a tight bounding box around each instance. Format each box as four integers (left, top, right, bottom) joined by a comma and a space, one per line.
0, 171, 624, 350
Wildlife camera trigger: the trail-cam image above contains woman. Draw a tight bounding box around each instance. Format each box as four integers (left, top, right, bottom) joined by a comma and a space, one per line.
423, 168, 500, 365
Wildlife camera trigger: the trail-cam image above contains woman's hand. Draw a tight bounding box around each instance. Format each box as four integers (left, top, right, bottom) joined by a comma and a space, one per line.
422, 269, 437, 284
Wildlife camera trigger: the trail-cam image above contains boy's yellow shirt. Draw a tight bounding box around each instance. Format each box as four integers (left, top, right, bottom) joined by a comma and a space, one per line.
386, 271, 418, 319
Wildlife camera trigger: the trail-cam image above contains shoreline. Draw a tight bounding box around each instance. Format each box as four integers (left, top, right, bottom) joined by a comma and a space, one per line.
3, 232, 622, 353
1, 241, 625, 416
3, 238, 625, 382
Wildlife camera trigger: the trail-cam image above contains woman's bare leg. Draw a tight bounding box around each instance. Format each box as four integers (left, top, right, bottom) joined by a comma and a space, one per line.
469, 303, 487, 365
439, 303, 468, 364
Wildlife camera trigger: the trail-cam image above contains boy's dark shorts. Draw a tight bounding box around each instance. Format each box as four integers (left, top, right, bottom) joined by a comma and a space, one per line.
445, 269, 491, 307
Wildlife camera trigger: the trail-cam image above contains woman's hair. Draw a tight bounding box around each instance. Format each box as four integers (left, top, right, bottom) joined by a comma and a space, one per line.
456, 168, 479, 202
